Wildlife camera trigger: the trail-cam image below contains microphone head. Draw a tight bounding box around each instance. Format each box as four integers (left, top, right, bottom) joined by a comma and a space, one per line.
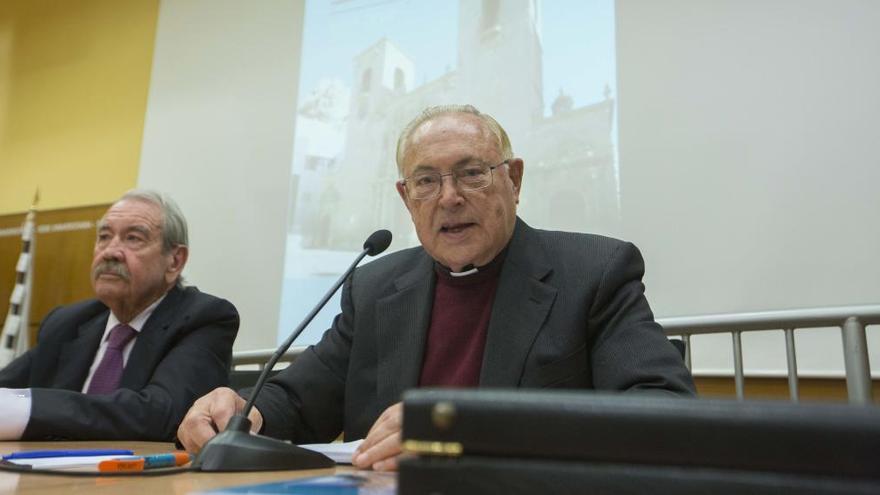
364, 229, 392, 256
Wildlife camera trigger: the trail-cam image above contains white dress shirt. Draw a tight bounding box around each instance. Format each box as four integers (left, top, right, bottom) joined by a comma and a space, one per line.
0, 294, 165, 440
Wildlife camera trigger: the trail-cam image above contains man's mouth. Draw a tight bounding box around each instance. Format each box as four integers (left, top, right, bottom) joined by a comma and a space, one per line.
440, 222, 475, 234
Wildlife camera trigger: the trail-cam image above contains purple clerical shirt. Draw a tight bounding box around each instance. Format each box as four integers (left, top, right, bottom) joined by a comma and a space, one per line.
418, 254, 505, 387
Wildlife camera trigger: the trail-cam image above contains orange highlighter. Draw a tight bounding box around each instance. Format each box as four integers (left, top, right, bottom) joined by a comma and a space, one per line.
99, 452, 191, 472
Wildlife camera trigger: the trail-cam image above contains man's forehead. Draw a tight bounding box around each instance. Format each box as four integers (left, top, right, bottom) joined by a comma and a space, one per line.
100, 200, 162, 229
404, 113, 497, 169
410, 112, 487, 141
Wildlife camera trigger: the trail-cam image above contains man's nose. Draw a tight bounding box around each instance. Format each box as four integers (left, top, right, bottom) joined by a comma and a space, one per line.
99, 238, 125, 260
437, 175, 464, 207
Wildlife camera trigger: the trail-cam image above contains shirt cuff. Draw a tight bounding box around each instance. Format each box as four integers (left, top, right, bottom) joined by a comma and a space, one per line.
0, 388, 31, 440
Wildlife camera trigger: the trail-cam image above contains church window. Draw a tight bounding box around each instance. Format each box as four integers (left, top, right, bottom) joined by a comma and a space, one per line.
361, 69, 372, 92
481, 0, 501, 32
394, 68, 406, 91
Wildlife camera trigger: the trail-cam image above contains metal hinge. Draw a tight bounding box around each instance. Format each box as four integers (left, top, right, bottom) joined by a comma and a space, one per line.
402, 440, 464, 457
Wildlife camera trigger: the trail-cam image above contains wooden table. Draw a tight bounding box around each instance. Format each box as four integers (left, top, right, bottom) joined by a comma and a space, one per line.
0, 441, 389, 494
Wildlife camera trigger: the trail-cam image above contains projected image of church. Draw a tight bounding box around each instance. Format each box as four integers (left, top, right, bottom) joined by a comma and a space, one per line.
279, 0, 618, 344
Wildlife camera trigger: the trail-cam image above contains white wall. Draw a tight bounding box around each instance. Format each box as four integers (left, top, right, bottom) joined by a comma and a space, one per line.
617, 0, 880, 375
138, 0, 304, 350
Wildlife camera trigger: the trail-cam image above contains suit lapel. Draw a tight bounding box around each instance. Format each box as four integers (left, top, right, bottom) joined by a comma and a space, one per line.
480, 219, 557, 387
376, 253, 435, 405
55, 312, 108, 390
120, 287, 184, 389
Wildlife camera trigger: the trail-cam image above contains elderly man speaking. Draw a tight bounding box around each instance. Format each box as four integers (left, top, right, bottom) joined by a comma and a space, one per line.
178, 105, 694, 469
0, 190, 239, 441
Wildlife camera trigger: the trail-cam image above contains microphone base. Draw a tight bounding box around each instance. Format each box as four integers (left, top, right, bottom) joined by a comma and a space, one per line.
193, 416, 336, 472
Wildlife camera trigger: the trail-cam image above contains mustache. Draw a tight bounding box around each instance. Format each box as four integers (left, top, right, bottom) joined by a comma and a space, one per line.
92, 261, 130, 281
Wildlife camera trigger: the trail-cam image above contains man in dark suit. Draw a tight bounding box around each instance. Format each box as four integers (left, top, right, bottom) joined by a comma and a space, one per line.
0, 190, 238, 441
177, 105, 694, 468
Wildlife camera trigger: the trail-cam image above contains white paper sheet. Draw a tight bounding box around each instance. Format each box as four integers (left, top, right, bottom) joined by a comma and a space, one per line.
5, 455, 127, 469
298, 439, 363, 464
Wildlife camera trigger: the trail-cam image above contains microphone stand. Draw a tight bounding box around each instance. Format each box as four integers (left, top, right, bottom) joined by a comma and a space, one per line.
193, 234, 388, 471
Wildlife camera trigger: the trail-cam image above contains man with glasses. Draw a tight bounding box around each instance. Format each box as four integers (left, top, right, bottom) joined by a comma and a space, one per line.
178, 105, 695, 470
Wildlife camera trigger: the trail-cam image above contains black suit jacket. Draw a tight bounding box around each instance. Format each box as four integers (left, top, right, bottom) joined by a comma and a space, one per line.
0, 286, 239, 441
254, 218, 695, 443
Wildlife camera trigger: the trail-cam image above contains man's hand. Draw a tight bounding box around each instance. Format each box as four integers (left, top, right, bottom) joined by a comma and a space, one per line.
176, 387, 263, 453
352, 402, 403, 471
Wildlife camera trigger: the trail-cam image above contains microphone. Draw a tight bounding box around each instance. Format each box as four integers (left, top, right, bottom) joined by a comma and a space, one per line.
363, 228, 392, 256
193, 229, 393, 472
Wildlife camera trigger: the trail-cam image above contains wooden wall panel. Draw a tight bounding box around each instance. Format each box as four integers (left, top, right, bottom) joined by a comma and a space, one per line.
0, 204, 110, 346
695, 376, 880, 403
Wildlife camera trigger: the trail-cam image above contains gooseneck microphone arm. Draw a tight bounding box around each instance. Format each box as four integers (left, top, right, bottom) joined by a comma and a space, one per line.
193, 229, 392, 472
241, 229, 391, 419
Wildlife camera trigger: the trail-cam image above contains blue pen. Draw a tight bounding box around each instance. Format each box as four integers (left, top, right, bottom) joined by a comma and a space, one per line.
135, 453, 191, 469
2, 449, 134, 460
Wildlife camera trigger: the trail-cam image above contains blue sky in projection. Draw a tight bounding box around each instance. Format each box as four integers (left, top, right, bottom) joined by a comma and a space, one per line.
297, 0, 616, 116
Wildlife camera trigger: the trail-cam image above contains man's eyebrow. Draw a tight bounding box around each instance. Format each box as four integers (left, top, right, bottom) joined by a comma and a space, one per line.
126, 225, 153, 237
453, 157, 481, 168
410, 164, 437, 174
411, 157, 481, 173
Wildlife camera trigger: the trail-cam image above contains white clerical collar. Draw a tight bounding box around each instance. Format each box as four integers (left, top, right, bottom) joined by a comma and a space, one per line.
449, 264, 478, 277
437, 246, 510, 279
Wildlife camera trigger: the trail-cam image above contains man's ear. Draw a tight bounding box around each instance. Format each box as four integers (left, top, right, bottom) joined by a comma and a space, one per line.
396, 180, 413, 212
507, 158, 524, 203
166, 245, 189, 284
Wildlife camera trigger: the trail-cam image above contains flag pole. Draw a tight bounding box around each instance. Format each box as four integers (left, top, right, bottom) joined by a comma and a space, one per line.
0, 190, 38, 367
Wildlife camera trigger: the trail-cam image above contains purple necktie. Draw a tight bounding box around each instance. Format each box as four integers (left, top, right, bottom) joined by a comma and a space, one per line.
87, 323, 137, 395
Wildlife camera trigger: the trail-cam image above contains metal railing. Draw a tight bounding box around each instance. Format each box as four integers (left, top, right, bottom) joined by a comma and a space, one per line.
232, 348, 304, 368
232, 305, 879, 404
660, 305, 879, 404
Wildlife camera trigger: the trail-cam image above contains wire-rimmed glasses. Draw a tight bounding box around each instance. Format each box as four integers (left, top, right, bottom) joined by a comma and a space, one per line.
399, 160, 509, 200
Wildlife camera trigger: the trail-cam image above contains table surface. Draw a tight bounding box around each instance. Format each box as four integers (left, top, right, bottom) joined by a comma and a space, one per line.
0, 441, 386, 494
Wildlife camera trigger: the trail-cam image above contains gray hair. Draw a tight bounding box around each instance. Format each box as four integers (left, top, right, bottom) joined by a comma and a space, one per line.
118, 189, 189, 252
395, 104, 514, 176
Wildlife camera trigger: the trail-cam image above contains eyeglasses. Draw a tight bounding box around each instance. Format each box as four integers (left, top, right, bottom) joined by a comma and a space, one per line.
400, 160, 509, 200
